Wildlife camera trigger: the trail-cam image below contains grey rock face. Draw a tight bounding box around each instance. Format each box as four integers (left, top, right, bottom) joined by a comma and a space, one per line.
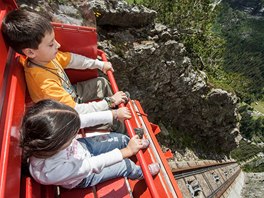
242, 172, 264, 198
98, 23, 240, 152
93, 0, 157, 27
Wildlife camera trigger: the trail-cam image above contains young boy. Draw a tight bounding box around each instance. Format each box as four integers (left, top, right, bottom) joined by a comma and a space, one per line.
1, 9, 130, 129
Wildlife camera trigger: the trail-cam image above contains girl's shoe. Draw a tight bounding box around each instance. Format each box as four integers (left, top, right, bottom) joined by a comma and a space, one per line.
148, 163, 160, 176
138, 163, 160, 180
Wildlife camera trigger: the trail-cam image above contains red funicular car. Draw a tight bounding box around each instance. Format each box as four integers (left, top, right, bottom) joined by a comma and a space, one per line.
0, 0, 183, 197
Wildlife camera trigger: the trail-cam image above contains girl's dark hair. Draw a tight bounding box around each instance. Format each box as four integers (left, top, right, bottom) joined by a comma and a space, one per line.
1, 9, 53, 54
20, 99, 80, 159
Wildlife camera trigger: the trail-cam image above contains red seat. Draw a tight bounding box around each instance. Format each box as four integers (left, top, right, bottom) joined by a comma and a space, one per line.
60, 178, 130, 198
52, 22, 99, 84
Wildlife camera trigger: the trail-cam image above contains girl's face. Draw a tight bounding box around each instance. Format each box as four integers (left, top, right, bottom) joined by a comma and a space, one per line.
28, 30, 61, 65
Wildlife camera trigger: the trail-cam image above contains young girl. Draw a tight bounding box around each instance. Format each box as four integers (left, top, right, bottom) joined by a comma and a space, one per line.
20, 99, 160, 189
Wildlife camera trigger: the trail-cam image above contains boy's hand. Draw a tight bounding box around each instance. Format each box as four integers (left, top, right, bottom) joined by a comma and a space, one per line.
111, 91, 128, 106
121, 135, 143, 158
102, 62, 114, 74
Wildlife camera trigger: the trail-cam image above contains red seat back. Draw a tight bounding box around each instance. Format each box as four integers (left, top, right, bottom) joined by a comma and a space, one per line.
52, 22, 99, 84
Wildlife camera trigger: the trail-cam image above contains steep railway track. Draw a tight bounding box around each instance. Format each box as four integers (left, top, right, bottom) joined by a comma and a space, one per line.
171, 161, 241, 198
173, 162, 237, 179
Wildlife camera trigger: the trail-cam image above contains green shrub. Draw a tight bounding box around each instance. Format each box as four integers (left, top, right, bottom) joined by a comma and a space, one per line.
231, 140, 261, 162
243, 157, 264, 172
239, 104, 264, 140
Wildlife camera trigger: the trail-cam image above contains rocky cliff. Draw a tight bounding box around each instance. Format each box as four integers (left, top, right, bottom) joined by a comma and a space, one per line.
17, 0, 241, 153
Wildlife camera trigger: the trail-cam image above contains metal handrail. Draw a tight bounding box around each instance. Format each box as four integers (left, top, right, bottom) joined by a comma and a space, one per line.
98, 49, 160, 198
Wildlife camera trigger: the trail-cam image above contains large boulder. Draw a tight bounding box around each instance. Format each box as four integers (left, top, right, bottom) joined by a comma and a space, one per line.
94, 0, 157, 27
98, 23, 241, 152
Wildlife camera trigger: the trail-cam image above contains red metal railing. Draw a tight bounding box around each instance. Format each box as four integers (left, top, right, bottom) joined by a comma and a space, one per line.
98, 50, 161, 198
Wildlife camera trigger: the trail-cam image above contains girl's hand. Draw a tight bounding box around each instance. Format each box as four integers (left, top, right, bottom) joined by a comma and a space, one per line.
121, 135, 144, 158
102, 62, 114, 74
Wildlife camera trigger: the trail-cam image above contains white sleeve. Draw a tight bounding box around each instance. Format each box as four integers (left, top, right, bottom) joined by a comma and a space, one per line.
81, 148, 123, 174
29, 148, 123, 187
74, 100, 109, 113
79, 111, 113, 128
66, 53, 104, 70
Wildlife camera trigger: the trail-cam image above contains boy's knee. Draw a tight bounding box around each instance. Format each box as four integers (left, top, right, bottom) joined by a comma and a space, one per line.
97, 77, 109, 86
97, 77, 112, 96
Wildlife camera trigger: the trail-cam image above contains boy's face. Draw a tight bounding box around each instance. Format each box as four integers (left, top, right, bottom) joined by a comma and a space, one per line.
24, 30, 61, 65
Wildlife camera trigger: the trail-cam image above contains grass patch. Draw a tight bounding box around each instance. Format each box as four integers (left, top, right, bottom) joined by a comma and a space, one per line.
242, 157, 264, 172
125, 0, 143, 4
251, 100, 264, 114
230, 140, 262, 162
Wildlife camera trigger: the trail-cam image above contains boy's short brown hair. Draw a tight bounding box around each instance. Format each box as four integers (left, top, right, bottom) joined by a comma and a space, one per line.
1, 9, 53, 54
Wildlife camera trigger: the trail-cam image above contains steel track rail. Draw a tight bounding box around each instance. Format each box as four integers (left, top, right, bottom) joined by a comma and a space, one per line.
173, 162, 237, 180
208, 169, 241, 198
